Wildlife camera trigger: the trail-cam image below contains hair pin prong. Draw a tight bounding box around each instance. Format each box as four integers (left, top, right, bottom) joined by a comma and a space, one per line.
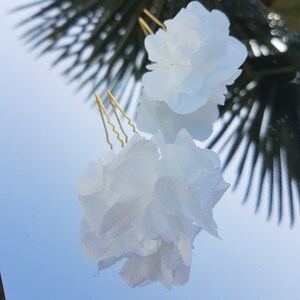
95, 91, 137, 150
138, 17, 153, 36
95, 93, 125, 149
142, 9, 166, 31
107, 90, 137, 134
107, 93, 129, 144
138, 8, 166, 36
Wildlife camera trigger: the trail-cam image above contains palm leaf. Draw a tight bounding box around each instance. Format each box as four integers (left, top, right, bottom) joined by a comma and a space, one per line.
0, 274, 5, 300
207, 2, 300, 226
13, 0, 186, 106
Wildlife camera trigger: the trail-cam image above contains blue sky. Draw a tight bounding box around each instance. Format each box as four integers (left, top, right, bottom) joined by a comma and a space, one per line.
1, 1, 300, 299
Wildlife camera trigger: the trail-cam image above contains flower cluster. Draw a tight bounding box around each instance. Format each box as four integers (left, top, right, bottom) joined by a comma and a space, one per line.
136, 1, 247, 142
78, 130, 228, 288
78, 1, 246, 289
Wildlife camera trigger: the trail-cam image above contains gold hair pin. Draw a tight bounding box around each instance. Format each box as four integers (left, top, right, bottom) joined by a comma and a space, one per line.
95, 91, 136, 150
138, 8, 166, 36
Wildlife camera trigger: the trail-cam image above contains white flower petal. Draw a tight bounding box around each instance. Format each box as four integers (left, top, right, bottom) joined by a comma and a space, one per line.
80, 218, 109, 261
145, 30, 178, 63
98, 257, 122, 271
100, 199, 144, 238
119, 258, 151, 288
176, 232, 193, 266
186, 1, 210, 20
136, 93, 219, 142
209, 10, 230, 34
172, 264, 191, 285
77, 162, 103, 196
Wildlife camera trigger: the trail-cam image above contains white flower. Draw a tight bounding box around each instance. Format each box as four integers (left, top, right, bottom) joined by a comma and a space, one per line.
100, 242, 193, 289
78, 133, 161, 261
136, 91, 219, 143
142, 1, 247, 115
78, 130, 229, 288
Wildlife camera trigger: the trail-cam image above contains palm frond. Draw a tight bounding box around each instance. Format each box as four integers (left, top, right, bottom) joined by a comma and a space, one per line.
0, 274, 5, 300
13, 0, 186, 106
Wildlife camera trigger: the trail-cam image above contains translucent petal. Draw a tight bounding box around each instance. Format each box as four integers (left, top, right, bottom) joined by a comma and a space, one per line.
100, 199, 144, 238
119, 258, 150, 288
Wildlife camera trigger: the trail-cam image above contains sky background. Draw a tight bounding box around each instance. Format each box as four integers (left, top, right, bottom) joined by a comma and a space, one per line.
1, 1, 300, 300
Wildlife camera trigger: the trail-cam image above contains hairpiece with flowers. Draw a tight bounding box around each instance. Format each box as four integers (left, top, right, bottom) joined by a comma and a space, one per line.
77, 1, 247, 289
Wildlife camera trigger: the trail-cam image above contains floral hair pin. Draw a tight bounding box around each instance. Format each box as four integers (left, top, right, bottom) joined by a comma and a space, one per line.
138, 8, 166, 36
95, 90, 136, 150
136, 1, 247, 142
78, 1, 247, 289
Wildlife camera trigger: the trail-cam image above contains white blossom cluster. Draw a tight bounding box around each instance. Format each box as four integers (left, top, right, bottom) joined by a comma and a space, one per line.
136, 1, 247, 142
78, 130, 229, 288
78, 1, 246, 289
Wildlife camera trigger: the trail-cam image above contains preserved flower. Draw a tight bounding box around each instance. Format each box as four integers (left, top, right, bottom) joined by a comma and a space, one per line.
142, 1, 247, 115
78, 130, 229, 288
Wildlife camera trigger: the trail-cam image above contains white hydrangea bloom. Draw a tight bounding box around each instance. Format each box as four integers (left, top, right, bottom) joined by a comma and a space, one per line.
78, 130, 229, 288
142, 1, 247, 115
136, 92, 219, 143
